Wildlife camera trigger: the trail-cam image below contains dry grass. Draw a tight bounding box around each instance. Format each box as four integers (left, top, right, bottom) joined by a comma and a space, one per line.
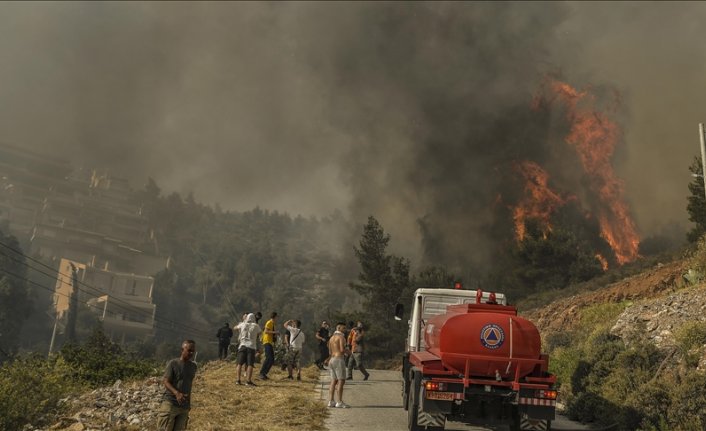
188, 361, 327, 431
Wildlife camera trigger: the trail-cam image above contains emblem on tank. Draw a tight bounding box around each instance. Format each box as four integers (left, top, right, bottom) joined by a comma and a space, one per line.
480, 324, 505, 349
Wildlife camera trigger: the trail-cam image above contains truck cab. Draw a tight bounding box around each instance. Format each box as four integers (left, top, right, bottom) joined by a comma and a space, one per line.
400, 287, 507, 353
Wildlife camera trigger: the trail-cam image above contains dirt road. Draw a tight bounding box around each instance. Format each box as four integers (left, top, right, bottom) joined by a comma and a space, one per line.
318, 369, 593, 431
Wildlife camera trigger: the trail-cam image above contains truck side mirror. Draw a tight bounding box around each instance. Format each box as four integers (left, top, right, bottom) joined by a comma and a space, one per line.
394, 303, 404, 321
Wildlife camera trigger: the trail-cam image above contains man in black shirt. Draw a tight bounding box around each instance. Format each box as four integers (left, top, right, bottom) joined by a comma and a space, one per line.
157, 340, 198, 431
216, 322, 233, 360
314, 320, 330, 370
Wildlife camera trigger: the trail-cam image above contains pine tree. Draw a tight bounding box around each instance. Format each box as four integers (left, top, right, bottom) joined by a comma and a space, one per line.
687, 156, 706, 243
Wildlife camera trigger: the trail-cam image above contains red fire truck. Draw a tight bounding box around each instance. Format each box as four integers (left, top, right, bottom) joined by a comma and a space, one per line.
396, 287, 557, 431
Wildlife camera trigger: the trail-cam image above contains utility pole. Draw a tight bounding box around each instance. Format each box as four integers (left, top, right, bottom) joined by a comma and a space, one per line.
65, 262, 79, 343
699, 123, 706, 202
48, 309, 59, 357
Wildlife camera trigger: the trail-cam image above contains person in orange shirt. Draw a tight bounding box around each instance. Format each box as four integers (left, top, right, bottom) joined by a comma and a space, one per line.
346, 320, 370, 380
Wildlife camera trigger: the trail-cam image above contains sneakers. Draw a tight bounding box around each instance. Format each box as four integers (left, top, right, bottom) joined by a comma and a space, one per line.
235, 381, 242, 385
287, 375, 294, 380
327, 400, 336, 408
258, 375, 269, 380
246, 381, 257, 386
363, 373, 370, 381
335, 402, 351, 408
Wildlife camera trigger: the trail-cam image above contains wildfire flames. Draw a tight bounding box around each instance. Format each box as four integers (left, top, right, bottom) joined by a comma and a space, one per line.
512, 79, 640, 267
513, 161, 565, 242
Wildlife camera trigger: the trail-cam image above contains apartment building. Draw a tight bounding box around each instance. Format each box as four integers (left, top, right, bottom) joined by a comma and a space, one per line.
0, 143, 168, 342
55, 258, 156, 342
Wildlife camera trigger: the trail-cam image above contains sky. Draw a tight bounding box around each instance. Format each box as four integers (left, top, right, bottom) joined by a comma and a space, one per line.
0, 2, 704, 263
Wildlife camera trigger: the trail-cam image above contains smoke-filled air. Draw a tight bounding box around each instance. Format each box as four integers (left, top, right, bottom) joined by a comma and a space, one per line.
1, 2, 704, 271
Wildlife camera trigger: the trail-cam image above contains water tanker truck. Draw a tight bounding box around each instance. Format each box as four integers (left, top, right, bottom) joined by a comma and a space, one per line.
395, 287, 557, 431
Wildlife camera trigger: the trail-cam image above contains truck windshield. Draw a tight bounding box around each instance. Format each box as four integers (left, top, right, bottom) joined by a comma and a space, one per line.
419, 294, 476, 349
422, 295, 475, 320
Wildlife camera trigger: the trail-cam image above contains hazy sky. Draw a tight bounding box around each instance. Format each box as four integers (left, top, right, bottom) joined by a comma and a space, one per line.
0, 2, 703, 260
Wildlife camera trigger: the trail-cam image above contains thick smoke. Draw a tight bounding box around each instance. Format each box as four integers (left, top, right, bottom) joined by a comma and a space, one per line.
0, 2, 705, 270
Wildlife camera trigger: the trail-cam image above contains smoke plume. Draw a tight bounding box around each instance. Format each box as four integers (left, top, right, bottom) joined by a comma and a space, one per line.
0, 2, 704, 270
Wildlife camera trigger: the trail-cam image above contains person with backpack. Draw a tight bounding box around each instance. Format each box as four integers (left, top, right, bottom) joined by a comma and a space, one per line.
283, 319, 305, 380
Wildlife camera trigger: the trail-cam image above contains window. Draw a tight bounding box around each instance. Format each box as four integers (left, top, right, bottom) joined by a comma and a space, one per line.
126, 279, 137, 296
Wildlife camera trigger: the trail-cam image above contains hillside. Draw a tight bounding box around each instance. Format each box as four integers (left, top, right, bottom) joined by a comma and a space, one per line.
521, 255, 706, 430
525, 259, 688, 336
38, 363, 326, 431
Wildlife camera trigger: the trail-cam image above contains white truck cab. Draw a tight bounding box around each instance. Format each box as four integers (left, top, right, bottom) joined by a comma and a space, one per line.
398, 287, 507, 353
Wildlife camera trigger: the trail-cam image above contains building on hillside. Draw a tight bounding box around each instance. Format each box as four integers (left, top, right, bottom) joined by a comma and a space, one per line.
0, 143, 168, 344
0, 142, 168, 274
0, 142, 73, 238
30, 223, 169, 275
54, 258, 156, 342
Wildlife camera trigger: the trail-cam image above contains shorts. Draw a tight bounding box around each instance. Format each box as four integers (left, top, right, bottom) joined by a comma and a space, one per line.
285, 348, 301, 367
237, 346, 257, 366
329, 356, 347, 381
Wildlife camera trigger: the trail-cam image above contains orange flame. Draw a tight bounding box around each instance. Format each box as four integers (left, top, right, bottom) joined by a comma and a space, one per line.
595, 253, 609, 271
549, 80, 640, 265
513, 161, 565, 241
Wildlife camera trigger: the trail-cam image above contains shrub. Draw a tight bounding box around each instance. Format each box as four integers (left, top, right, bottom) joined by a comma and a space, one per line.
623, 379, 671, 431
0, 354, 82, 430
548, 345, 582, 392
566, 391, 615, 424
666, 371, 706, 430
59, 327, 159, 387
674, 321, 706, 367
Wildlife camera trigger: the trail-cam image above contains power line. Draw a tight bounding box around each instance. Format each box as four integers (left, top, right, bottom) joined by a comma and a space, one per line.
0, 241, 213, 338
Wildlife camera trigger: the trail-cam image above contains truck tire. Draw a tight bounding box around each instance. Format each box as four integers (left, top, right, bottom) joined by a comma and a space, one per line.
407, 370, 423, 431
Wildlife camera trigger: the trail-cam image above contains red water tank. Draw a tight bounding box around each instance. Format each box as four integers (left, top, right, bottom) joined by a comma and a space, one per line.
424, 303, 542, 379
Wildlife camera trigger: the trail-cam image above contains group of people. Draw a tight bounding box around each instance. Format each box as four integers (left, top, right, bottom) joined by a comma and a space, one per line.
156, 316, 371, 430
224, 311, 306, 384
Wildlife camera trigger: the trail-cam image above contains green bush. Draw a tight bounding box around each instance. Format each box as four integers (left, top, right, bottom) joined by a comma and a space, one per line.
674, 321, 706, 367
624, 379, 671, 431
566, 391, 615, 424
665, 372, 706, 430
548, 345, 581, 392
0, 354, 82, 430
0, 329, 161, 430
60, 327, 159, 387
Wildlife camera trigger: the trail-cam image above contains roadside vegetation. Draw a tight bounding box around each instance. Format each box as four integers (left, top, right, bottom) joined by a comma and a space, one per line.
542, 238, 706, 431
0, 328, 158, 431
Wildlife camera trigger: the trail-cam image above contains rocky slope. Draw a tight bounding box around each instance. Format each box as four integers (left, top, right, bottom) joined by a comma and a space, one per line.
525, 259, 706, 370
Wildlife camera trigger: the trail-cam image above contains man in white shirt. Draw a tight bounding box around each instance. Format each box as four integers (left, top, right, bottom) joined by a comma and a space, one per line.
283, 319, 305, 381
234, 313, 262, 386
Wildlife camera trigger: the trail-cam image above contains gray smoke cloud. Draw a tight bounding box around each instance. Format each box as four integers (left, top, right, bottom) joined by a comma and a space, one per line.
0, 2, 704, 268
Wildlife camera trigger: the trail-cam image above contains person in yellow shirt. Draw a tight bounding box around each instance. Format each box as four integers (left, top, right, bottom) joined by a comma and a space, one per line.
258, 311, 278, 380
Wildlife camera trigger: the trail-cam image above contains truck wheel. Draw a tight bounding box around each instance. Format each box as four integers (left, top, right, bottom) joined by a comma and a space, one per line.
407, 383, 424, 431
407, 370, 423, 431
510, 407, 521, 431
